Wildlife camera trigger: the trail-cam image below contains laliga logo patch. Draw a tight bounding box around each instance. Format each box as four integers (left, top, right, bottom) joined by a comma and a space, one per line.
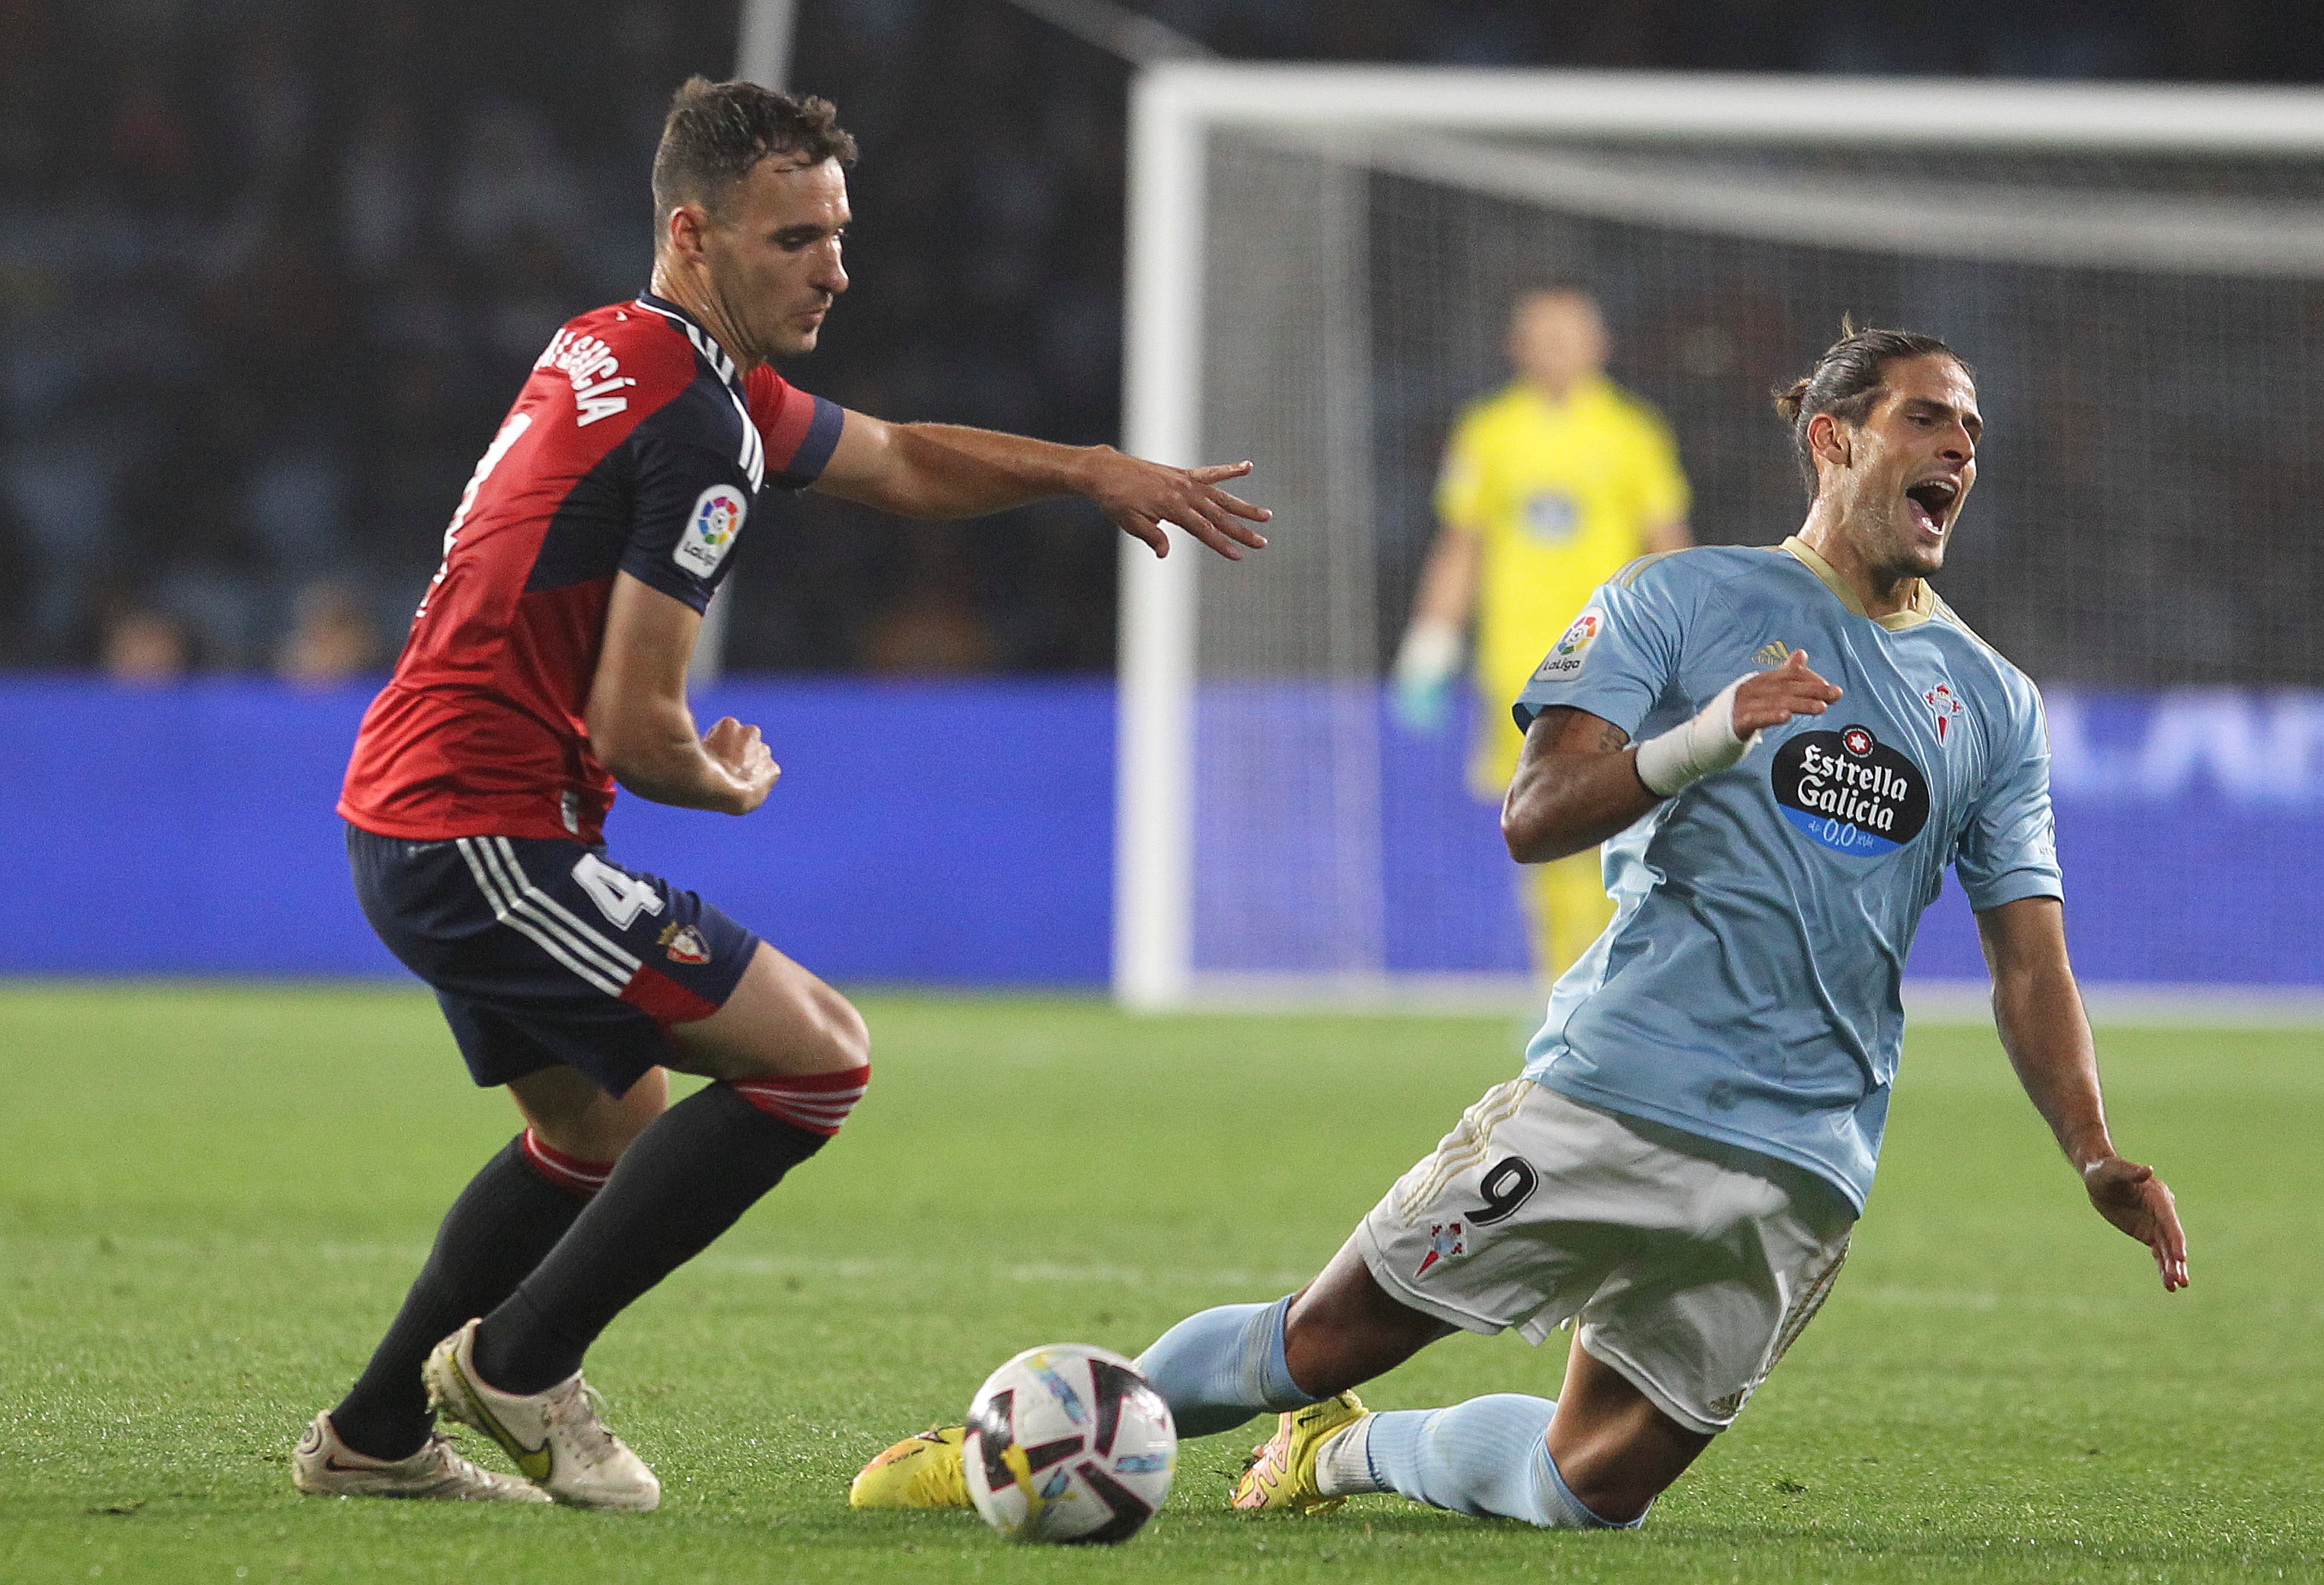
674, 484, 748, 577
1773, 725, 1930, 857
1532, 606, 1605, 681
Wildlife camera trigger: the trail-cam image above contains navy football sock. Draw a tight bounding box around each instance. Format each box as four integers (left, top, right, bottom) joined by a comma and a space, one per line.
329, 1137, 589, 1460
471, 1082, 829, 1395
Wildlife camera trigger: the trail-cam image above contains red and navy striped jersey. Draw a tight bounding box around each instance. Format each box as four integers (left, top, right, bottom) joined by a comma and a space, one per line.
340, 294, 842, 844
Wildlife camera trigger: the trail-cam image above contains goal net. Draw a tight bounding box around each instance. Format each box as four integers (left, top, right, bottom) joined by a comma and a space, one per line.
1115, 66, 2324, 1011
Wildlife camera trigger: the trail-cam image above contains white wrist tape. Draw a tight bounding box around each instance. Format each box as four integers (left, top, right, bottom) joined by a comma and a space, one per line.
1393, 617, 1463, 691
1633, 673, 1759, 797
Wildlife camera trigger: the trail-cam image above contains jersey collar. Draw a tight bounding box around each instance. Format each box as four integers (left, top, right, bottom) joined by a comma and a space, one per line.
1780, 536, 1937, 632
633, 293, 747, 397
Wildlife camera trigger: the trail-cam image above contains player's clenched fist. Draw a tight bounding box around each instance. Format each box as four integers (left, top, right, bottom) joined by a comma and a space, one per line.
702, 716, 780, 814
1732, 648, 1843, 736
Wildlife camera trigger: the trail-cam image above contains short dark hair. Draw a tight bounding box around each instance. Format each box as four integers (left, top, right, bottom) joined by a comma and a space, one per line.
650, 76, 857, 226
1773, 320, 1970, 497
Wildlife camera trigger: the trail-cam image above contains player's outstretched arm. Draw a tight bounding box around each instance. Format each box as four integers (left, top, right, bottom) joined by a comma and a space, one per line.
811, 409, 1270, 559
586, 572, 781, 816
1976, 896, 2189, 1292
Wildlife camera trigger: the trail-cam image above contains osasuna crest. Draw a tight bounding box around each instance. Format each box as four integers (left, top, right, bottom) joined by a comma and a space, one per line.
658, 922, 710, 965
1924, 681, 1964, 744
1416, 1221, 1466, 1277
1533, 606, 1606, 681
675, 483, 748, 577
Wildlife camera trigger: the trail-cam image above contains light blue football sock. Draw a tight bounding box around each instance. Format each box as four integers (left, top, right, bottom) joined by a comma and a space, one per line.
1133, 1296, 1318, 1438
1354, 1395, 1643, 1528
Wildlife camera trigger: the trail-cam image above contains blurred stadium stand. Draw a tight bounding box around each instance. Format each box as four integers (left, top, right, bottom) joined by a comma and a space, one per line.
4, 0, 2322, 678
4, 2, 2322, 991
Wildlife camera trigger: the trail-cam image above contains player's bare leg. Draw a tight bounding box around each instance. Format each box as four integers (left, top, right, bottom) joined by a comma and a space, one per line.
1280, 1240, 1459, 1392
1544, 1334, 1711, 1521
665, 939, 870, 1082
509, 1063, 668, 1161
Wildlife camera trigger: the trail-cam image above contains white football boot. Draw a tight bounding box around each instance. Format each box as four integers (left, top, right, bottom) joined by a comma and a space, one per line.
290, 1411, 550, 1502
421, 1319, 661, 1511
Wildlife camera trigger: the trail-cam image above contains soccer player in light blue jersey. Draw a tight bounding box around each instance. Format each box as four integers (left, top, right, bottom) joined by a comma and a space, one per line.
849, 326, 2188, 1530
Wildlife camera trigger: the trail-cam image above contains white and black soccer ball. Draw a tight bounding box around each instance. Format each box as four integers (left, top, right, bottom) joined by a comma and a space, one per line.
962, 1344, 1176, 1544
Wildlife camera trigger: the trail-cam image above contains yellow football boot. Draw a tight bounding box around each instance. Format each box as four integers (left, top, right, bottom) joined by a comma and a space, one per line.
1231, 1393, 1368, 1515
848, 1424, 971, 1509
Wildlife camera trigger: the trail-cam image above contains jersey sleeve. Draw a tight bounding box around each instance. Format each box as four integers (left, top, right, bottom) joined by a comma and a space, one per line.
1511, 557, 1690, 739
746, 367, 845, 490
1952, 679, 2065, 909
618, 425, 757, 613
1433, 405, 1489, 531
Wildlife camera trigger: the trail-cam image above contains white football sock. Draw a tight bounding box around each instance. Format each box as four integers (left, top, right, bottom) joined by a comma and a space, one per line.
1314, 1414, 1384, 1496
1361, 1395, 1644, 1528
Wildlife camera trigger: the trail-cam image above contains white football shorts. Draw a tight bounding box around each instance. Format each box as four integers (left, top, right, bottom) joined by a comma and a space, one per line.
1353, 1078, 1853, 1436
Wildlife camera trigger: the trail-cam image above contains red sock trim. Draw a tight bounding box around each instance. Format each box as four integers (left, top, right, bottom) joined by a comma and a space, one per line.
519, 1129, 615, 1200
727, 1064, 870, 1138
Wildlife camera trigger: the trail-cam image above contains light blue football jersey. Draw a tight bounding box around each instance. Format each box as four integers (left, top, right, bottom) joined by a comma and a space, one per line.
1512, 537, 2061, 1214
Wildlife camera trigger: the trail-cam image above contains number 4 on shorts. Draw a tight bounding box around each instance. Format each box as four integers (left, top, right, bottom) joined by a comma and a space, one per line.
572, 852, 665, 929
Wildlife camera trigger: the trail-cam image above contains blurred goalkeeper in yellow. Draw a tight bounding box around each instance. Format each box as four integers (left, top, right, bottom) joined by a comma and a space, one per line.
1394, 287, 1692, 980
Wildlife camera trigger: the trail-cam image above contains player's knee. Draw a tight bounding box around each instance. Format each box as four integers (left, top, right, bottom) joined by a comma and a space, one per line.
698, 966, 868, 1081
805, 982, 870, 1075
759, 970, 867, 1077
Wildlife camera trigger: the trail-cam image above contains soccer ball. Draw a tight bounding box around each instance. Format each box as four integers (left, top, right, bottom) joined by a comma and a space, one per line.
962, 1344, 1176, 1544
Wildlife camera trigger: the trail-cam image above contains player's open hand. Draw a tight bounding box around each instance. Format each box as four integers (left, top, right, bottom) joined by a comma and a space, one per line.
2083, 1155, 2189, 1291
702, 716, 780, 815
1731, 649, 1842, 736
1083, 450, 1272, 561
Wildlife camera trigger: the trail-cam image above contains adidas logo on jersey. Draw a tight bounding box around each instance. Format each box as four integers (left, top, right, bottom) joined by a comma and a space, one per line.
537, 328, 637, 427
1753, 641, 1792, 669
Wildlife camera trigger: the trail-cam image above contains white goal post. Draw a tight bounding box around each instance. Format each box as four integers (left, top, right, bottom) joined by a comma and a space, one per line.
1114, 65, 2324, 1013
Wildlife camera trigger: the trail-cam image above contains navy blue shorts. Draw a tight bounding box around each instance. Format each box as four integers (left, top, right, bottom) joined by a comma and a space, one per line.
348, 825, 761, 1098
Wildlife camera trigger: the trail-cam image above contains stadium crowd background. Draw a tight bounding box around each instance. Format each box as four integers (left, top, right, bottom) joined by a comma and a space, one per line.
4, 0, 2321, 681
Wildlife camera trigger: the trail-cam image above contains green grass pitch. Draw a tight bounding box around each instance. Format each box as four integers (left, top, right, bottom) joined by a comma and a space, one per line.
3, 983, 2317, 1584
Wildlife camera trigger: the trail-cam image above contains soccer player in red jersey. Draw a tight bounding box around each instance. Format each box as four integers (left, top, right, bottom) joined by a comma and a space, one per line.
292, 79, 1270, 1510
